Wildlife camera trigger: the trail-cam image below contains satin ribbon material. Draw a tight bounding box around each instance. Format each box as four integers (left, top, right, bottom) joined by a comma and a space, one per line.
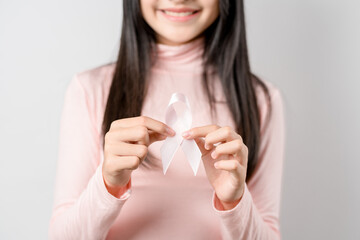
160, 93, 202, 176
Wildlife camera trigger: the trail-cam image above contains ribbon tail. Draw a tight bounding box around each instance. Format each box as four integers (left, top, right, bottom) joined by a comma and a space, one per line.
181, 139, 202, 176
160, 136, 181, 175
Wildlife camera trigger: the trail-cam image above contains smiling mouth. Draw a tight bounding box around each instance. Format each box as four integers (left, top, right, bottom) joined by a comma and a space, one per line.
158, 7, 201, 22
161, 10, 199, 17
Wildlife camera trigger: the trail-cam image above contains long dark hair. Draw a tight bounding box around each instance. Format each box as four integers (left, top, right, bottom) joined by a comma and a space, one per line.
102, 0, 272, 182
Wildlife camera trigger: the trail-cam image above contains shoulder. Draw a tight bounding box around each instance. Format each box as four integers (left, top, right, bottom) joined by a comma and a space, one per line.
65, 63, 116, 134
253, 76, 285, 131
254, 77, 282, 106
73, 63, 116, 95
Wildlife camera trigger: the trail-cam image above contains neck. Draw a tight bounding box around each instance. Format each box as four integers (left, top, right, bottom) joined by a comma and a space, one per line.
151, 36, 205, 74
156, 34, 205, 46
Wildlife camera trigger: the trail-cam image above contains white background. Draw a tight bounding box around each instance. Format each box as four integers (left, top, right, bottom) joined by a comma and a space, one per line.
0, 0, 359, 239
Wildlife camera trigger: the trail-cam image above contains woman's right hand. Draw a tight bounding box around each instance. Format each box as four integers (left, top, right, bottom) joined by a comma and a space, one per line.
102, 116, 175, 198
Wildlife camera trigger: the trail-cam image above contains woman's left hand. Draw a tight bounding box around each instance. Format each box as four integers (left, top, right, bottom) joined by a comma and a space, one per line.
182, 125, 248, 210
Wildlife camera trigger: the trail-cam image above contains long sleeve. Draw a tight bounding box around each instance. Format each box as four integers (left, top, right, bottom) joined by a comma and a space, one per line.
211, 87, 286, 240
48, 74, 131, 240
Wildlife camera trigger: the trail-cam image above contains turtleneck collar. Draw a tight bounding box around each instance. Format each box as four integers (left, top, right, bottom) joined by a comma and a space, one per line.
151, 36, 205, 74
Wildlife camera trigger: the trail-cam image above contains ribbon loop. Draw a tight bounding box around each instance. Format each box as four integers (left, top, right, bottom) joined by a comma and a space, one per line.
160, 93, 202, 176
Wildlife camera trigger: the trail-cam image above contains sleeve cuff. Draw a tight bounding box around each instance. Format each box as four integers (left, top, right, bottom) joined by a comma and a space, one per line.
94, 165, 132, 206
212, 183, 252, 219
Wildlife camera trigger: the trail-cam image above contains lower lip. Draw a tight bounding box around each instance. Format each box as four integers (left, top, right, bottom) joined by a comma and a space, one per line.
159, 10, 201, 22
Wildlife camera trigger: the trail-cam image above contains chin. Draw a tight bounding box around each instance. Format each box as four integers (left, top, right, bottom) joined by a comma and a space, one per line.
166, 37, 194, 45
157, 31, 201, 46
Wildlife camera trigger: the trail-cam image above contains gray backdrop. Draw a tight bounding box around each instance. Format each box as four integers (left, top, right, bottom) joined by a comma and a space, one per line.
0, 0, 359, 239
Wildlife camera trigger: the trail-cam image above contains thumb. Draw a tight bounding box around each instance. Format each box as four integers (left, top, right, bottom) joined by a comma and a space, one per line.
193, 137, 210, 155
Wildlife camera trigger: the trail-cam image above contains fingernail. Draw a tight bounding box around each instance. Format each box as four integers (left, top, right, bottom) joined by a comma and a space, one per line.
205, 144, 210, 150
166, 127, 175, 135
211, 151, 217, 159
182, 131, 191, 139
214, 162, 219, 169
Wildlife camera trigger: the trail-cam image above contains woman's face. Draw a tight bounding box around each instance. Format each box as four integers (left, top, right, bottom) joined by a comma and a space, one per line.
140, 0, 219, 45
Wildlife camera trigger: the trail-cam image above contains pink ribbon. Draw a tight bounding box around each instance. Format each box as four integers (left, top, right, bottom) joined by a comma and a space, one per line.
160, 93, 202, 176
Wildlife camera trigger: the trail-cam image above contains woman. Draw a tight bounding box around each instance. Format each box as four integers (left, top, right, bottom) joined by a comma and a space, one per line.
49, 0, 286, 239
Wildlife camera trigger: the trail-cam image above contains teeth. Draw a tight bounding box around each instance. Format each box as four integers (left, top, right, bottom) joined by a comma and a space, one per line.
163, 10, 195, 17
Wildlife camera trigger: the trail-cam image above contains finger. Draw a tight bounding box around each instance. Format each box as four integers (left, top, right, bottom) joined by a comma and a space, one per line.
217, 141, 248, 167
205, 126, 240, 150
110, 116, 175, 137
107, 155, 141, 171
193, 137, 208, 155
182, 124, 220, 140
214, 160, 242, 179
106, 142, 148, 160
211, 139, 244, 160
148, 129, 168, 143
149, 132, 168, 145
106, 125, 150, 145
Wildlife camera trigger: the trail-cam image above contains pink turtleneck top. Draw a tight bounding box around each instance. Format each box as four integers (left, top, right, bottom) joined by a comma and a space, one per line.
48, 37, 285, 240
